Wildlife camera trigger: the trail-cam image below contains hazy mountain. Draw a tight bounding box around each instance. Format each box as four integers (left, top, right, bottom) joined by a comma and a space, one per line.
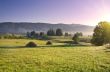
0, 22, 94, 35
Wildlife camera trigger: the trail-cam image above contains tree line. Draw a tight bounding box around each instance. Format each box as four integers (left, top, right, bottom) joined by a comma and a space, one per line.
47, 28, 63, 36
1, 21, 109, 46
26, 28, 65, 39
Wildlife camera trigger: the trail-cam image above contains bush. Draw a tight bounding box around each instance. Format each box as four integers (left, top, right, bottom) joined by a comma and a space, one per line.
40, 35, 50, 40
46, 41, 52, 45
72, 33, 79, 44
26, 42, 37, 47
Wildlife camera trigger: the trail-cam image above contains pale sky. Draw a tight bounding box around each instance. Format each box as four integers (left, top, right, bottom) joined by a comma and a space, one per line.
0, 0, 110, 26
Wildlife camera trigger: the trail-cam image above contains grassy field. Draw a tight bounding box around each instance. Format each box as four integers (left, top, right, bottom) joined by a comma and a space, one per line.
0, 39, 110, 72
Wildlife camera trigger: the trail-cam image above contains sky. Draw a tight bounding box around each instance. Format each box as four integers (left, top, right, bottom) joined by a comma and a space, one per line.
0, 0, 110, 26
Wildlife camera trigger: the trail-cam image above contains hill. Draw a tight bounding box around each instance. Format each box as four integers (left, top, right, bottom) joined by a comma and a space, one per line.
0, 22, 94, 35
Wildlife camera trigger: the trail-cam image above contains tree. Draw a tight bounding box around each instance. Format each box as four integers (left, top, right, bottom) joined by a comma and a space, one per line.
91, 21, 110, 46
75, 32, 83, 37
65, 32, 69, 36
56, 28, 63, 36
91, 25, 104, 46
78, 32, 83, 36
72, 33, 80, 44
26, 32, 31, 38
30, 31, 36, 38
47, 29, 55, 36
26, 31, 48, 40
35, 33, 39, 38
39, 32, 44, 37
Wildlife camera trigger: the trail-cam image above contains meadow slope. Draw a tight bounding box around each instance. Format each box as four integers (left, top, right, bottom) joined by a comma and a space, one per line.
0, 39, 110, 72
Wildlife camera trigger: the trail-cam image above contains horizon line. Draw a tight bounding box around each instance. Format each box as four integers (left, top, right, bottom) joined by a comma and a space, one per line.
0, 21, 95, 26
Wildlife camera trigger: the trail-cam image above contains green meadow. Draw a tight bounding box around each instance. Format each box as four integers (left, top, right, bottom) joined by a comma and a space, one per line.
0, 39, 110, 72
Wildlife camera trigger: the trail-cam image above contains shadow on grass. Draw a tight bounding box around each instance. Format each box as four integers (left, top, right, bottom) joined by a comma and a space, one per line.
0, 46, 25, 48
105, 50, 110, 52
102, 46, 110, 52
52, 40, 73, 44
104, 48, 110, 52
41, 44, 91, 47
0, 44, 91, 49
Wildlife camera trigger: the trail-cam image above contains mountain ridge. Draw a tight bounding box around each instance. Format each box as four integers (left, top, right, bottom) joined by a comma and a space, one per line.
0, 22, 94, 35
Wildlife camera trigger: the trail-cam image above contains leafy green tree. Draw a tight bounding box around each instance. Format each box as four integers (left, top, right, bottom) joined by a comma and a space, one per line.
56, 28, 63, 36
78, 32, 83, 36
91, 25, 104, 46
75, 32, 83, 37
72, 33, 80, 44
30, 31, 36, 38
47, 29, 55, 36
91, 21, 110, 46
26, 32, 31, 38
39, 32, 44, 37
65, 32, 69, 36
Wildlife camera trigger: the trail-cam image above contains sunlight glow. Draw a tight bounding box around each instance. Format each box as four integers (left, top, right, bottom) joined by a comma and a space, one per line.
100, 0, 110, 22
102, 14, 110, 22
101, 14, 110, 22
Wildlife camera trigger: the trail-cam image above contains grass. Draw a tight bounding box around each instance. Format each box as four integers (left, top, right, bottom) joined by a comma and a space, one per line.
0, 39, 110, 72
0, 39, 46, 47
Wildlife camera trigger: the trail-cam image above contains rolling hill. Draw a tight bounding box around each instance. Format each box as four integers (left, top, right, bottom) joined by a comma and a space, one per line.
0, 22, 94, 35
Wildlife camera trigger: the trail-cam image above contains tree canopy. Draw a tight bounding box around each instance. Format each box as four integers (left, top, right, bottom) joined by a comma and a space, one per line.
47, 29, 55, 36
56, 28, 63, 36
91, 21, 110, 46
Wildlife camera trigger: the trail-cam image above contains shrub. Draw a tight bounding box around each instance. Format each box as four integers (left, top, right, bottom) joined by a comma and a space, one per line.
72, 33, 79, 44
41, 35, 50, 40
26, 42, 37, 47
46, 41, 52, 45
